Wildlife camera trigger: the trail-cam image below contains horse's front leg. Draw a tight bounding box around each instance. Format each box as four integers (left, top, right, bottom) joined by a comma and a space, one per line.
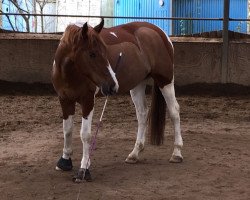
56, 98, 75, 171
125, 82, 148, 164
73, 95, 95, 183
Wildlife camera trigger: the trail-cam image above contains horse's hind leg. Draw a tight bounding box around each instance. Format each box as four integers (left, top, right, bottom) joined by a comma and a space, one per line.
160, 82, 183, 163
125, 81, 148, 164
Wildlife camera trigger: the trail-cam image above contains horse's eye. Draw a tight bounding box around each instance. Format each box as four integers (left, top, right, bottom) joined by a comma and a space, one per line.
89, 52, 96, 58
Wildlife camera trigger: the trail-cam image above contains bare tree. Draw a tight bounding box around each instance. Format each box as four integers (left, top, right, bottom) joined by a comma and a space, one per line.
0, 0, 52, 32
0, 9, 16, 31
36, 0, 50, 33
9, 0, 31, 32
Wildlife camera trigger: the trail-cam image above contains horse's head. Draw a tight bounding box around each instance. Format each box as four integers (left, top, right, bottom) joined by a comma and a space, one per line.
60, 19, 118, 96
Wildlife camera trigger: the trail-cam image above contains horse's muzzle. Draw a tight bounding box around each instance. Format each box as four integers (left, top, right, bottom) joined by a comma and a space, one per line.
100, 83, 117, 96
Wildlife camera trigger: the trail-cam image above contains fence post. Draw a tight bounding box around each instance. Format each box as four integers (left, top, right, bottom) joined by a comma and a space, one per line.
221, 0, 230, 83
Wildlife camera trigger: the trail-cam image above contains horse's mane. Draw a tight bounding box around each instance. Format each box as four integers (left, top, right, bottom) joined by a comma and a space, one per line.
61, 24, 103, 50
61, 24, 81, 47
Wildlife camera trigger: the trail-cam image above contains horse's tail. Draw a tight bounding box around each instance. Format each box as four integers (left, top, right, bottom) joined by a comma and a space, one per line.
148, 82, 166, 145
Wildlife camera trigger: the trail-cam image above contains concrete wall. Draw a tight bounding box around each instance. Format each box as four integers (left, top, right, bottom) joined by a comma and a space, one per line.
0, 34, 60, 83
0, 34, 249, 86
173, 38, 250, 86
173, 39, 222, 85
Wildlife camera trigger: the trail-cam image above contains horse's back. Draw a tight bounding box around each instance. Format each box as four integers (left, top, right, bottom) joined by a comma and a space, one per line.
102, 22, 174, 88
102, 22, 173, 57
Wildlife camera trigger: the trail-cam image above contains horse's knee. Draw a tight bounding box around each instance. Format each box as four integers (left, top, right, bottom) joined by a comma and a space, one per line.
64, 131, 72, 139
175, 101, 180, 113
63, 115, 73, 136
80, 114, 93, 143
169, 107, 180, 121
81, 130, 91, 143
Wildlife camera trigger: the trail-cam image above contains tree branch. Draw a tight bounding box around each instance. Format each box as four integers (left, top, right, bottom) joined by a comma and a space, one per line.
0, 9, 16, 31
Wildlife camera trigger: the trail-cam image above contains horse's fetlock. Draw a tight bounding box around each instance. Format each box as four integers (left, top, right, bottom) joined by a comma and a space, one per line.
63, 148, 73, 155
136, 142, 144, 151
174, 143, 183, 149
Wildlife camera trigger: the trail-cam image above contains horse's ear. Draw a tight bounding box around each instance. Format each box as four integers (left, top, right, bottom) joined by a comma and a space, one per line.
82, 22, 88, 38
94, 18, 104, 33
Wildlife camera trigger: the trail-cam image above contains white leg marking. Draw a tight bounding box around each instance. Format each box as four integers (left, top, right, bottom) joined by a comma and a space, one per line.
62, 115, 74, 159
126, 82, 148, 163
160, 82, 183, 160
110, 32, 118, 38
80, 110, 94, 169
107, 63, 119, 92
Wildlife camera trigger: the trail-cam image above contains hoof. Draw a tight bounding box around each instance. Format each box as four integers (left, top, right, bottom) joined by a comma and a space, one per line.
72, 169, 92, 183
56, 157, 73, 171
169, 155, 183, 163
125, 156, 138, 164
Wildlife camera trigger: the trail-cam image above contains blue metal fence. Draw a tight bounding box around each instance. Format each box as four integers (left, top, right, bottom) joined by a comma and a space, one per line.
2, 0, 249, 34
114, 0, 172, 34
114, 0, 248, 35
173, 0, 248, 35
229, 0, 248, 32
173, 0, 222, 34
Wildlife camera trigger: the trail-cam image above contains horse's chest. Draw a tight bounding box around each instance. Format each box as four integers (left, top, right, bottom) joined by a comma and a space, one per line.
58, 87, 79, 100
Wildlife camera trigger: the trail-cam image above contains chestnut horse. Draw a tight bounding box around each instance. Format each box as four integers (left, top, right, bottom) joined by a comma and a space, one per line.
52, 19, 183, 182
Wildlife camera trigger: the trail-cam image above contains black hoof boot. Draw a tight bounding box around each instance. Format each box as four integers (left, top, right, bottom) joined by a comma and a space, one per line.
72, 168, 92, 183
56, 157, 73, 171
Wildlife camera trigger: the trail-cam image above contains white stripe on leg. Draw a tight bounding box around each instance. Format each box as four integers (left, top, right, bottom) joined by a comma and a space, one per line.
126, 82, 147, 163
62, 115, 74, 159
80, 110, 94, 169
160, 82, 183, 161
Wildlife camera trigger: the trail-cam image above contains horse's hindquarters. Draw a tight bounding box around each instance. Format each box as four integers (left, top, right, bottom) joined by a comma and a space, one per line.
135, 27, 174, 87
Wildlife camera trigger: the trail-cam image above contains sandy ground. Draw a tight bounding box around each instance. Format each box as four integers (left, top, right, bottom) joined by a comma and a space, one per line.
0, 88, 249, 200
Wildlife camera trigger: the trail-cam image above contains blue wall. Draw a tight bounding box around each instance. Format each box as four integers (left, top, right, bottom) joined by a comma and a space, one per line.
114, 0, 172, 35
173, 0, 248, 35
114, 0, 248, 35
229, 0, 248, 33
